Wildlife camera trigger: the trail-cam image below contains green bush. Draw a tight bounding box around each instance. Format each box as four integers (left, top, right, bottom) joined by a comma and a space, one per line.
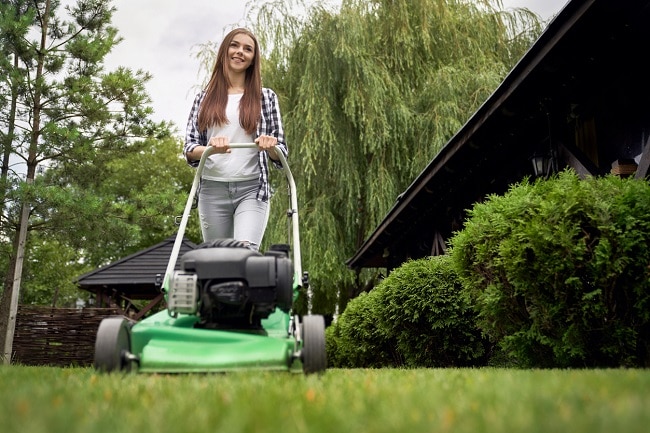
374, 255, 488, 367
327, 255, 486, 368
449, 170, 650, 367
326, 289, 398, 368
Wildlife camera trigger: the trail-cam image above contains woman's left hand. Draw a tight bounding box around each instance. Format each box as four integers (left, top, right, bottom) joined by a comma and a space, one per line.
255, 135, 277, 150
255, 135, 279, 159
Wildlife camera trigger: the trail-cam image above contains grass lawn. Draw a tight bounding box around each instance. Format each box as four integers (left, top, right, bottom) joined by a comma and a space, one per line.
1, 366, 648, 433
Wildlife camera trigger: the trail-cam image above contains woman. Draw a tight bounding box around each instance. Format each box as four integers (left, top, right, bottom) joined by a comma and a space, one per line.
184, 28, 288, 251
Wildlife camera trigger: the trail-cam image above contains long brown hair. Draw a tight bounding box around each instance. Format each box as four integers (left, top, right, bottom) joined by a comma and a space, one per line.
198, 28, 262, 134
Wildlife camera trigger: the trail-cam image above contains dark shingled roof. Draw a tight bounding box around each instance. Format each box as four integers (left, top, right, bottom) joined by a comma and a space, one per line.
75, 235, 197, 299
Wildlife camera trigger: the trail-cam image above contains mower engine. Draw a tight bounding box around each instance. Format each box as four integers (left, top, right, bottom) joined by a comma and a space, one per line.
167, 243, 293, 329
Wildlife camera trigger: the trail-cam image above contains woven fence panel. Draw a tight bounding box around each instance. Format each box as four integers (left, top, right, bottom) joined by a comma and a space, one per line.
13, 306, 122, 367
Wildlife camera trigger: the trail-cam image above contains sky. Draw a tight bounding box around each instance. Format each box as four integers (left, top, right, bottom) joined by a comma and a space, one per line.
99, 0, 569, 135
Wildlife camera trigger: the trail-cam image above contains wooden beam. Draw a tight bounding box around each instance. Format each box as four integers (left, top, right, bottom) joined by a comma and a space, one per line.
557, 141, 600, 178
635, 138, 650, 180
132, 293, 165, 321
430, 231, 447, 256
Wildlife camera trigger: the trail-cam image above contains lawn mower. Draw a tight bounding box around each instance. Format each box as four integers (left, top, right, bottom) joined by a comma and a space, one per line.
93, 143, 327, 374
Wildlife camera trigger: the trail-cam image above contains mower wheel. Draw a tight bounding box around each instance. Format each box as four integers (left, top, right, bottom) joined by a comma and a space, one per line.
301, 315, 327, 374
94, 317, 133, 373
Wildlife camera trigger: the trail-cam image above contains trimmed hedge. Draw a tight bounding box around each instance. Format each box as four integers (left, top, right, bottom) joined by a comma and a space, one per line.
449, 170, 650, 367
327, 255, 487, 368
325, 289, 398, 368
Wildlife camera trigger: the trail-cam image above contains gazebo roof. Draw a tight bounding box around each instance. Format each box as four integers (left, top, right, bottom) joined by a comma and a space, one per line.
74, 235, 197, 299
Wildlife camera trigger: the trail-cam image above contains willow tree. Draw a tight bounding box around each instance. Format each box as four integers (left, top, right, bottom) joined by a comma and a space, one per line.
0, 0, 167, 359
199, 0, 543, 315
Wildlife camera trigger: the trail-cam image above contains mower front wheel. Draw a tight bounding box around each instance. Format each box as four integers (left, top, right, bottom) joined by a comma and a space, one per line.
301, 315, 327, 374
94, 317, 134, 373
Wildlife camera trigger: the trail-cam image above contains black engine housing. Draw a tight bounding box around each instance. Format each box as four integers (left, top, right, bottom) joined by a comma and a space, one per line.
180, 240, 293, 329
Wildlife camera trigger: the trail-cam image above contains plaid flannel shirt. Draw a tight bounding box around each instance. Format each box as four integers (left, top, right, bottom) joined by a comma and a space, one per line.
184, 87, 288, 202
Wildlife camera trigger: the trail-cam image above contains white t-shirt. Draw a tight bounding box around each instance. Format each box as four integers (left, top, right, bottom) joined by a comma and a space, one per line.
202, 93, 257, 181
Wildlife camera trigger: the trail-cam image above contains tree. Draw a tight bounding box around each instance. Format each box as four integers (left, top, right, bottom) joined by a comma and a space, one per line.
0, 0, 168, 360
39, 135, 197, 268
16, 234, 86, 307
10, 135, 198, 311
238, 0, 544, 315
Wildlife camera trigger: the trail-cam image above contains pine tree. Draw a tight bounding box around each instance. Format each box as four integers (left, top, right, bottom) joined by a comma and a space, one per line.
0, 0, 167, 360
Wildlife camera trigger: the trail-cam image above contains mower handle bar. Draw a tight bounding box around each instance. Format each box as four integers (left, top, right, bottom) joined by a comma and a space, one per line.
163, 142, 302, 289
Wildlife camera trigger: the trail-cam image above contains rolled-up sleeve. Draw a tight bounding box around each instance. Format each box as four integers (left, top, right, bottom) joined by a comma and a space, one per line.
259, 88, 288, 169
184, 92, 207, 167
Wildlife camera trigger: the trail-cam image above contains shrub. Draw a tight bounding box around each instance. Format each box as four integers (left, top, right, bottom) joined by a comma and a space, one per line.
449, 170, 650, 367
327, 255, 486, 368
325, 290, 398, 368
374, 255, 488, 367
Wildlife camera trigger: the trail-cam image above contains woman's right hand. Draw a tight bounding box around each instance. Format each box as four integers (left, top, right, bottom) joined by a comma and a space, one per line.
208, 136, 231, 154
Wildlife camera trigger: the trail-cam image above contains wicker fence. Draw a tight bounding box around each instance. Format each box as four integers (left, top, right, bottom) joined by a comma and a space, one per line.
12, 305, 121, 367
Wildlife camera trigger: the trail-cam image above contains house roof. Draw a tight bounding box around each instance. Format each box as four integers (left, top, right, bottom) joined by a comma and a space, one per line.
346, 0, 650, 270
75, 235, 197, 299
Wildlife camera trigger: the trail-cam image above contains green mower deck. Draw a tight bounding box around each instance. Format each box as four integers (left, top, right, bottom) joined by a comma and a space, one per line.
131, 310, 301, 373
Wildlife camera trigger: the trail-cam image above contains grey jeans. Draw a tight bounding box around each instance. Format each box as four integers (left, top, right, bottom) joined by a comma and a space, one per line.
197, 178, 270, 250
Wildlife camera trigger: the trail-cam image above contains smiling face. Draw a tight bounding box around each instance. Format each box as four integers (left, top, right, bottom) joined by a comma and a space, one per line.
227, 32, 256, 73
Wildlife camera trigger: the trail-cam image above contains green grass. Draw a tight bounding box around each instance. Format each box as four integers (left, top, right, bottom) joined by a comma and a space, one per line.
1, 366, 648, 433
